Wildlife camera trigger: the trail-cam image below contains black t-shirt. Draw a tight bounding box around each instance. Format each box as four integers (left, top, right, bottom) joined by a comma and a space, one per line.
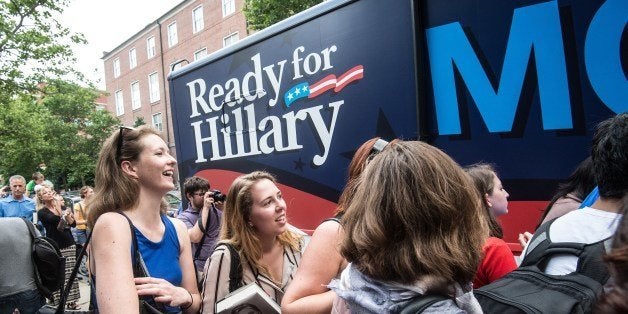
38, 207, 76, 249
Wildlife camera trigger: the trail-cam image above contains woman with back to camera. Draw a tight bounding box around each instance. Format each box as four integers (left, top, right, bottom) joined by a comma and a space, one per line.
330, 140, 488, 313
36, 185, 81, 310
282, 137, 394, 313
87, 125, 200, 313
201, 171, 306, 313
465, 164, 517, 288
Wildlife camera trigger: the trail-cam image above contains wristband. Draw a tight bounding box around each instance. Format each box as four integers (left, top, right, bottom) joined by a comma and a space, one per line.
197, 215, 205, 233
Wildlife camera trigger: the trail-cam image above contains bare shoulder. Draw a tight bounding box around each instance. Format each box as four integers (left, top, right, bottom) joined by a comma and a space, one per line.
311, 219, 343, 240
93, 212, 131, 234
168, 215, 189, 234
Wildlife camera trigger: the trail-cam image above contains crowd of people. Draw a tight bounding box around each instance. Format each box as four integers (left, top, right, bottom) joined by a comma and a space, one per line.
0, 112, 626, 313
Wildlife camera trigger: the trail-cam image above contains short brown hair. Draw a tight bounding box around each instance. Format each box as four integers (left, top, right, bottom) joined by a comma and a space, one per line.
340, 141, 488, 286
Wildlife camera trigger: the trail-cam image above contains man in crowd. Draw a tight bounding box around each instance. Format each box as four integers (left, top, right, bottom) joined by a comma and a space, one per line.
177, 176, 223, 272
0, 175, 36, 221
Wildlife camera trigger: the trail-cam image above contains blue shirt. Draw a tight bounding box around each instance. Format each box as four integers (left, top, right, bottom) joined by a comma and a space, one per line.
579, 186, 599, 208
134, 214, 182, 313
0, 195, 36, 220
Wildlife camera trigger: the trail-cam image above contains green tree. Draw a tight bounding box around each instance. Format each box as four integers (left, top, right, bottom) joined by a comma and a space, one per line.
0, 0, 87, 96
134, 117, 146, 127
243, 0, 323, 31
0, 81, 119, 189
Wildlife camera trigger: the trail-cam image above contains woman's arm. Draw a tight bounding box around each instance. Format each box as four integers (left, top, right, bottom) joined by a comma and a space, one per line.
174, 218, 202, 312
201, 245, 232, 314
282, 220, 347, 314
92, 212, 139, 313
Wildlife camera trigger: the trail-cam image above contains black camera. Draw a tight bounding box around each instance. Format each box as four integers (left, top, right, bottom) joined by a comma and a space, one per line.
210, 189, 227, 202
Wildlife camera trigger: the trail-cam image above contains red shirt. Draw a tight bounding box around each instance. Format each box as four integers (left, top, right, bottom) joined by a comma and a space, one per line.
473, 237, 517, 288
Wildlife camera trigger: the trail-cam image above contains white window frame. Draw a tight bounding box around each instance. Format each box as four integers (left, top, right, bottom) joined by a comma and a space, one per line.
129, 48, 137, 69
222, 0, 235, 17
152, 112, 163, 132
130, 81, 141, 110
114, 90, 124, 116
147, 36, 156, 59
192, 6, 204, 33
113, 58, 120, 78
194, 47, 207, 61
223, 32, 239, 47
148, 72, 160, 103
167, 22, 178, 47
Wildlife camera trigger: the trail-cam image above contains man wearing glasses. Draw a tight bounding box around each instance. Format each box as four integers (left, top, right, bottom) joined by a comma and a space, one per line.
177, 176, 223, 282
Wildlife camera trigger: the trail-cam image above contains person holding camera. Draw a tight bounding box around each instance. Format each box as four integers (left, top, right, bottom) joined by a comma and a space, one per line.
178, 176, 224, 281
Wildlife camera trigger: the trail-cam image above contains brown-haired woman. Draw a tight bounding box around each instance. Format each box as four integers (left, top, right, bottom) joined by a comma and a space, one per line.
201, 171, 306, 313
282, 138, 393, 313
88, 126, 200, 313
465, 164, 518, 288
330, 141, 488, 313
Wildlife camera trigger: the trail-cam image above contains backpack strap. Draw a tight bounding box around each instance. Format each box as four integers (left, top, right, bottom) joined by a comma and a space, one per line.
520, 217, 611, 284
399, 294, 448, 314
22, 216, 39, 239
215, 242, 243, 293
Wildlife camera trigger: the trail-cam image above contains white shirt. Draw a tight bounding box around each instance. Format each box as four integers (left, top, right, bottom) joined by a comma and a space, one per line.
522, 207, 621, 275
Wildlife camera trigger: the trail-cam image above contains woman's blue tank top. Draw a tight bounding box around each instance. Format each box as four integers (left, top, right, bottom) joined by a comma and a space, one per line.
133, 214, 183, 287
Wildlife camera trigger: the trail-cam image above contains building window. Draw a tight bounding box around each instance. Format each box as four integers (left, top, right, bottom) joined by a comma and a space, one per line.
167, 22, 178, 47
129, 48, 137, 69
222, 0, 235, 17
131, 81, 141, 110
113, 58, 120, 78
147, 36, 156, 58
192, 6, 204, 33
223, 32, 239, 47
114, 90, 124, 116
148, 72, 160, 103
152, 113, 163, 132
194, 48, 207, 61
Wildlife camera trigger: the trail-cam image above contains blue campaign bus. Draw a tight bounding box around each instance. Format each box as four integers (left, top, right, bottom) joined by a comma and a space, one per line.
168, 0, 627, 251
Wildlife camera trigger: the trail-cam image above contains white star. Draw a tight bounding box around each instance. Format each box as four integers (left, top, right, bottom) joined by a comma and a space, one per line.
294, 88, 300, 95
302, 86, 308, 93
288, 93, 294, 100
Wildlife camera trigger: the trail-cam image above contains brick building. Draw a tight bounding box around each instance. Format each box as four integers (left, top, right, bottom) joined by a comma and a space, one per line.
101, 0, 248, 180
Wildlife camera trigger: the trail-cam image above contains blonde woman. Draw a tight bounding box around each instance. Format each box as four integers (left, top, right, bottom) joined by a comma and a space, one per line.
201, 171, 306, 313
36, 186, 80, 309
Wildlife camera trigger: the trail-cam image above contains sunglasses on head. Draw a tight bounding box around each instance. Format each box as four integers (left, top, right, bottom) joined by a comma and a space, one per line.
369, 138, 390, 156
116, 126, 135, 164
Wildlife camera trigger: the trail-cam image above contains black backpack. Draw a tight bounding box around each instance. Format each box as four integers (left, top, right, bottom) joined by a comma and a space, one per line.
475, 218, 611, 314
21, 217, 66, 299
399, 294, 448, 313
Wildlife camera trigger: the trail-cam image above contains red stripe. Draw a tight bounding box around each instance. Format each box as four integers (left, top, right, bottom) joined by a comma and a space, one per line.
308, 74, 337, 98
334, 65, 364, 92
